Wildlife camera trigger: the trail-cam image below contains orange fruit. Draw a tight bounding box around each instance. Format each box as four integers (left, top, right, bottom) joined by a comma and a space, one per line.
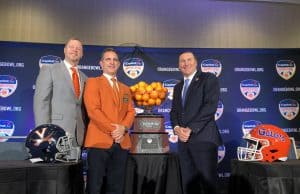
158, 91, 166, 99
142, 93, 150, 101
130, 86, 137, 93
150, 82, 157, 89
156, 82, 162, 88
155, 85, 162, 92
135, 94, 142, 101
146, 85, 153, 93
155, 98, 162, 106
150, 90, 158, 99
148, 98, 156, 106
138, 87, 146, 94
138, 81, 147, 88
162, 87, 168, 93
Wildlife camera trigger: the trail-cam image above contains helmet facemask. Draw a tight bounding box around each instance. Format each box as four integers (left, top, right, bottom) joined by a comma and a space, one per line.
237, 135, 270, 161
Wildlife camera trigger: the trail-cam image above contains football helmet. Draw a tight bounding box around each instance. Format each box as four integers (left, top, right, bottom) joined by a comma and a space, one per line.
25, 124, 80, 163
237, 124, 291, 162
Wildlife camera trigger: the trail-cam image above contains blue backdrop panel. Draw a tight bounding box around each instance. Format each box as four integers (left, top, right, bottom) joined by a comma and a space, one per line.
1, 41, 300, 177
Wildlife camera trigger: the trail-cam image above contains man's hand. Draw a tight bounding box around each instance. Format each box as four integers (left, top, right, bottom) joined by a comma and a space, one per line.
174, 126, 191, 142
114, 135, 124, 144
111, 123, 126, 143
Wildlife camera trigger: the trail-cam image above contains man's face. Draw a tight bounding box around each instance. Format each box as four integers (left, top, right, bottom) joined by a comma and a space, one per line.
100, 51, 120, 76
64, 39, 83, 65
178, 52, 197, 77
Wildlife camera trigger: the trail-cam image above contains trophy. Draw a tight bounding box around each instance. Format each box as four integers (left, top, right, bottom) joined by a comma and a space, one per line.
129, 81, 170, 154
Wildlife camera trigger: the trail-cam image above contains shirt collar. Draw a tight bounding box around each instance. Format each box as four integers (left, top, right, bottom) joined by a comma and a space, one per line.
184, 70, 197, 81
103, 73, 117, 81
64, 59, 77, 70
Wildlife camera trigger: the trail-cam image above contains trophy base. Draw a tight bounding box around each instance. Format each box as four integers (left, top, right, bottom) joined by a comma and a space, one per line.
130, 132, 169, 154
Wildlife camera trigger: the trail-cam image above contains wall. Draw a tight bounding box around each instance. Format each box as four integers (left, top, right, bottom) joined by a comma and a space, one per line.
0, 0, 300, 48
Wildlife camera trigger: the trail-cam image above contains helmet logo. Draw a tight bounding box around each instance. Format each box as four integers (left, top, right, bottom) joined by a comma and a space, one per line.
258, 128, 285, 142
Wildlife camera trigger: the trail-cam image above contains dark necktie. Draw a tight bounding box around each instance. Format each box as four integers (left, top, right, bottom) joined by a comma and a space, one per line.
182, 79, 190, 106
71, 67, 80, 99
111, 77, 120, 106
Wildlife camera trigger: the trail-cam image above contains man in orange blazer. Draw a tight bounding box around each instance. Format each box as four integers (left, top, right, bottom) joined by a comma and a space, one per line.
84, 48, 135, 194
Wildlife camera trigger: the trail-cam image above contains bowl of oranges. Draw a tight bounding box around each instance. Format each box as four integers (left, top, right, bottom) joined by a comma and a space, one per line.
130, 81, 168, 114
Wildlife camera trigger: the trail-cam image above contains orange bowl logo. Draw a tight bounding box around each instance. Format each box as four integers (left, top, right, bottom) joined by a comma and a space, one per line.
0, 75, 17, 98
276, 60, 296, 80
163, 79, 179, 101
240, 79, 260, 101
39, 55, 61, 68
201, 59, 222, 77
242, 120, 262, 136
0, 120, 15, 142
279, 99, 299, 120
123, 58, 144, 79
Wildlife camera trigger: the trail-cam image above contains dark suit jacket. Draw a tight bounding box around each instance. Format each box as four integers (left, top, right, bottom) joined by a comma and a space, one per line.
170, 71, 222, 146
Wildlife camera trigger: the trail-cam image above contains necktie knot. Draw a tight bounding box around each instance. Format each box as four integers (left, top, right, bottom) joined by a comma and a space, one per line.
184, 79, 190, 86
70, 67, 77, 73
111, 77, 117, 83
70, 67, 80, 98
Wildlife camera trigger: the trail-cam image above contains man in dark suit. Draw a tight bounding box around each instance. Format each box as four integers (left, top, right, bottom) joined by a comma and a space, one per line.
170, 51, 222, 194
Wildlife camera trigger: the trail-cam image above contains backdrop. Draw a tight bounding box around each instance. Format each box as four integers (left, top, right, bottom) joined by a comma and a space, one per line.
1, 41, 300, 178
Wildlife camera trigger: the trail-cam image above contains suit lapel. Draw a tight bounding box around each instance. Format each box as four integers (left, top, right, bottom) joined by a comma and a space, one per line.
118, 84, 124, 110
60, 62, 75, 95
78, 70, 86, 100
184, 71, 203, 107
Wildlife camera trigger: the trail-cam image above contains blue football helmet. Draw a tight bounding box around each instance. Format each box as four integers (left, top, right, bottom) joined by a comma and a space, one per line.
25, 124, 80, 163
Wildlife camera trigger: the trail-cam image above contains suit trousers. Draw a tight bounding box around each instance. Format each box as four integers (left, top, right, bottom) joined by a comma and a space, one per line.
86, 144, 128, 194
178, 141, 218, 194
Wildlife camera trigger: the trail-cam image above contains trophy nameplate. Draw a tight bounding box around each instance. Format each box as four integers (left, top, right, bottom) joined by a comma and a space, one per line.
134, 114, 164, 132
130, 132, 169, 154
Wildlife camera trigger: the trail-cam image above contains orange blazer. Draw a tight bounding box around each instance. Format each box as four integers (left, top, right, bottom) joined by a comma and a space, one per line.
83, 76, 135, 149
